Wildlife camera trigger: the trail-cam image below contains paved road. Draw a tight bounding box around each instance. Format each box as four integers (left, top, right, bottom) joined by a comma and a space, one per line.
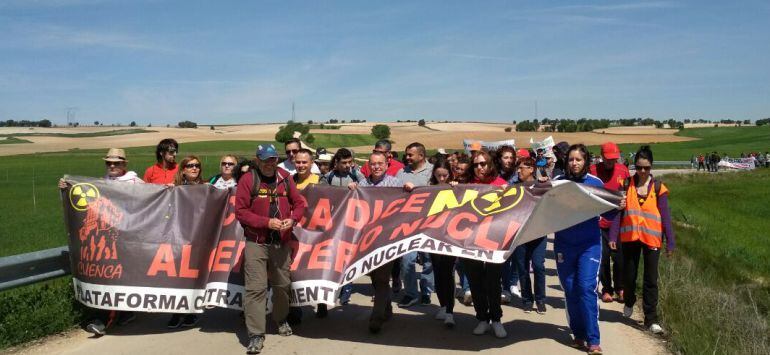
14, 238, 666, 355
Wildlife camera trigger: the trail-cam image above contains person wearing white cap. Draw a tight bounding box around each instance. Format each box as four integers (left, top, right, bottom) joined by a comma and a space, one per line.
57, 147, 143, 336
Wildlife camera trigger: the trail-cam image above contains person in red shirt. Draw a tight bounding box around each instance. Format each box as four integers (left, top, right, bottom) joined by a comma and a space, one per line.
589, 142, 631, 303
360, 139, 405, 177
143, 138, 179, 185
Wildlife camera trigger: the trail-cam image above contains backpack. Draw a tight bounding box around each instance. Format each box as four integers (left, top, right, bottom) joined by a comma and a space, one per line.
249, 168, 293, 206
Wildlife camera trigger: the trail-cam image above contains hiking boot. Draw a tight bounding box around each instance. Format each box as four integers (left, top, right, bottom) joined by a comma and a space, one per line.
117, 311, 136, 326
420, 295, 431, 306
623, 306, 633, 318
587, 344, 603, 354
435, 307, 447, 320
316, 304, 328, 318
491, 321, 507, 338
167, 314, 184, 329
278, 321, 293, 336
181, 314, 198, 327
536, 301, 547, 314
246, 335, 264, 354
398, 295, 418, 308
601, 292, 614, 303
522, 302, 533, 313
444, 313, 455, 328
570, 338, 586, 350
462, 290, 473, 306
85, 319, 106, 336
472, 321, 490, 335
649, 323, 664, 335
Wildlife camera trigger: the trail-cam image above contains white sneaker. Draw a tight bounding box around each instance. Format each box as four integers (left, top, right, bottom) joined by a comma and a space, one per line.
623, 306, 633, 318
510, 285, 521, 298
472, 321, 490, 335
435, 307, 447, 320
491, 321, 507, 338
444, 313, 455, 328
649, 323, 664, 334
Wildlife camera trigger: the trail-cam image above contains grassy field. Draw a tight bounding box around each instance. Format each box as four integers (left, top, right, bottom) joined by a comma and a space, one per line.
659, 169, 770, 354
0, 137, 32, 144
311, 133, 377, 148
0, 128, 157, 138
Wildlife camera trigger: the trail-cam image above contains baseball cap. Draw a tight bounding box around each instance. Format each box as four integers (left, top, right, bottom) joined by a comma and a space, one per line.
256, 144, 279, 160
437, 148, 447, 155
469, 142, 482, 151
516, 148, 531, 158
601, 142, 621, 160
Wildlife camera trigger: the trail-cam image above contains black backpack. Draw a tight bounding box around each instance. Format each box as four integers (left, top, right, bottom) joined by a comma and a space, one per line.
249, 168, 292, 206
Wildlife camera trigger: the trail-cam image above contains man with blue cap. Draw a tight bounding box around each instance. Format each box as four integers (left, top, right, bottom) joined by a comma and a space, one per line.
235, 144, 307, 354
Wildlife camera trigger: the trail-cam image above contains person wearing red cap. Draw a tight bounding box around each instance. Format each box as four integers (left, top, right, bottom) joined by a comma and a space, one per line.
590, 142, 630, 303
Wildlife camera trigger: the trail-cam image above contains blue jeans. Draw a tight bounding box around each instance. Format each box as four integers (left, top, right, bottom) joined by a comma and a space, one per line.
400, 251, 434, 299
501, 253, 520, 291
457, 260, 470, 292
514, 236, 547, 303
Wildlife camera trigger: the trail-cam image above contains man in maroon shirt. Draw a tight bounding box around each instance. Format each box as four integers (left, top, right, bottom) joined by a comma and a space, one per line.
590, 142, 631, 303
143, 138, 179, 185
360, 139, 404, 177
235, 144, 307, 354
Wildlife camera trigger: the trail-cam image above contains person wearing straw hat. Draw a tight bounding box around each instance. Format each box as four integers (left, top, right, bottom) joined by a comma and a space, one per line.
57, 147, 143, 336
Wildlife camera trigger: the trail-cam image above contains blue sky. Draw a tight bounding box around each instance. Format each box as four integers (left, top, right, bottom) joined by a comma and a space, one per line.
1, 0, 768, 125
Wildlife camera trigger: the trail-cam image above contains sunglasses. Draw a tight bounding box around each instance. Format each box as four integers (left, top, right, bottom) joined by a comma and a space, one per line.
473, 161, 488, 168
635, 165, 652, 171
165, 149, 177, 154
221, 162, 236, 167
105, 161, 125, 167
185, 163, 201, 169
287, 149, 299, 154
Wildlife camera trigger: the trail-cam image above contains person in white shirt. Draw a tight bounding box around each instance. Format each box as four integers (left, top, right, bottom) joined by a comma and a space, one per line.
209, 155, 238, 189
277, 138, 320, 175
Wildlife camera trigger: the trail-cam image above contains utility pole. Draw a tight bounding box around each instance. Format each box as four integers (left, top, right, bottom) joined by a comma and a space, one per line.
292, 101, 296, 122
66, 107, 77, 127
534, 100, 538, 121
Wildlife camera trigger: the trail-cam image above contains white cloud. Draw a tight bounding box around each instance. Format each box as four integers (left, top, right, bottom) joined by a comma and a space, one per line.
3, 23, 171, 52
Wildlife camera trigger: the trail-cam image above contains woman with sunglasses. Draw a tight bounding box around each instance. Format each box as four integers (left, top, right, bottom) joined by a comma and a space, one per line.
209, 155, 239, 189
174, 156, 204, 186
465, 150, 508, 338
609, 145, 675, 336
553, 144, 605, 354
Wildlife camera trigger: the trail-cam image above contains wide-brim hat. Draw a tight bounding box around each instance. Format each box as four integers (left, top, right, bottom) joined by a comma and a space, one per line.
315, 153, 333, 163
103, 148, 128, 163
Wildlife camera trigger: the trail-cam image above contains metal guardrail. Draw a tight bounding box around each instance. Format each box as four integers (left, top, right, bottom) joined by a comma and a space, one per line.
0, 246, 70, 292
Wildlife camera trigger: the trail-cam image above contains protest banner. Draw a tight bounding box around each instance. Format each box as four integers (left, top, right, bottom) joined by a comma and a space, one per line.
718, 158, 756, 170
462, 139, 515, 153
62, 176, 619, 312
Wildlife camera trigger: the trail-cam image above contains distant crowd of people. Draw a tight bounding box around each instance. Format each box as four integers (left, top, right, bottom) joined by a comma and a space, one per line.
59, 137, 677, 355
693, 151, 769, 171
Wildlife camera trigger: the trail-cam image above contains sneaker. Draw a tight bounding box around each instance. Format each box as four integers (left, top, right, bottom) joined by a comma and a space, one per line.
649, 323, 664, 335
398, 296, 419, 308
277, 321, 293, 336
570, 338, 586, 350
85, 319, 106, 336
472, 321, 490, 335
491, 321, 507, 338
369, 318, 383, 334
316, 304, 328, 318
500, 291, 512, 303
435, 307, 447, 320
117, 311, 136, 326
181, 314, 198, 327
444, 313, 455, 328
167, 314, 184, 329
510, 285, 521, 298
601, 292, 614, 303
616, 290, 625, 303
522, 302, 533, 313
536, 301, 547, 314
246, 335, 264, 354
462, 290, 473, 306
420, 295, 431, 305
587, 344, 603, 355
623, 306, 633, 318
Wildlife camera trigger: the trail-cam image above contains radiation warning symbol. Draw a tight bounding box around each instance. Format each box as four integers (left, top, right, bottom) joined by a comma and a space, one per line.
69, 183, 100, 212
470, 186, 525, 216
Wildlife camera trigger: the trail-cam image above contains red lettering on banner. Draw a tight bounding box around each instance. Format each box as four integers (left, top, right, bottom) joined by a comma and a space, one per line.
447, 213, 477, 240
473, 216, 499, 250
359, 225, 383, 252
212, 240, 235, 272
223, 196, 237, 226
345, 198, 370, 230
179, 245, 199, 278
308, 239, 333, 270
402, 192, 429, 213
419, 211, 450, 229
232, 240, 246, 273
381, 198, 405, 219
291, 242, 313, 271
147, 244, 177, 277
335, 240, 357, 273
307, 198, 333, 231
368, 200, 384, 226
389, 218, 424, 240
501, 220, 522, 249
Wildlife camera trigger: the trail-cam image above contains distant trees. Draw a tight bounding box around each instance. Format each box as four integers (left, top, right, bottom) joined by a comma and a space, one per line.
178, 120, 197, 128
504, 127, 512, 132
418, 119, 426, 127
371, 124, 391, 139
130, 121, 137, 127
275, 120, 310, 143
210, 125, 215, 130
516, 120, 539, 132
94, 121, 100, 126
0, 119, 52, 127
756, 118, 770, 126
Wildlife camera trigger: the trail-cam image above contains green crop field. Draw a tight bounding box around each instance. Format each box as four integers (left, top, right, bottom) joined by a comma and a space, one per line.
0, 128, 157, 138
311, 133, 378, 148
0, 137, 32, 144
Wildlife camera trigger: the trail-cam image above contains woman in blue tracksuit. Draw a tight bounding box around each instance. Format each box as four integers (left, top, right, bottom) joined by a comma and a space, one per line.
554, 144, 604, 355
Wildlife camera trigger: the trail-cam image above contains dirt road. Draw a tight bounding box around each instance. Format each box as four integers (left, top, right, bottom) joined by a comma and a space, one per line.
12, 239, 667, 355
